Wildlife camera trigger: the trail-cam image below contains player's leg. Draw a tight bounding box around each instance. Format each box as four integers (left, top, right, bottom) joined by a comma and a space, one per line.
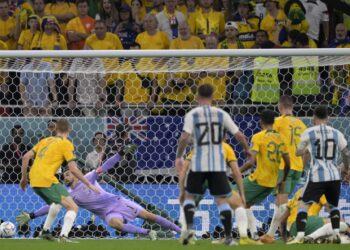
287, 182, 323, 244
209, 172, 236, 246
59, 196, 79, 239
108, 216, 151, 237
137, 209, 181, 233
324, 180, 342, 242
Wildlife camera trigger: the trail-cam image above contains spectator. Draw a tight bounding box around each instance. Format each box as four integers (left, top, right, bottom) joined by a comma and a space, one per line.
30, 15, 67, 50
96, 0, 119, 32
188, 0, 225, 40
19, 58, 58, 116
185, 0, 196, 16
329, 23, 350, 48
252, 29, 269, 48
0, 0, 19, 50
284, 0, 309, 34
193, 35, 229, 106
68, 58, 107, 117
281, 29, 317, 48
115, 4, 141, 49
218, 21, 244, 49
176, 0, 188, 16
47, 119, 57, 137
170, 21, 204, 49
0, 125, 31, 184
150, 0, 164, 15
131, 0, 146, 26
33, 0, 46, 18
261, 0, 287, 45
135, 14, 170, 49
44, 0, 78, 35
18, 15, 40, 50
292, 32, 320, 106
156, 0, 186, 40
300, 0, 329, 47
66, 0, 95, 50
84, 132, 107, 173
85, 20, 123, 49
233, 0, 260, 48
116, 43, 159, 116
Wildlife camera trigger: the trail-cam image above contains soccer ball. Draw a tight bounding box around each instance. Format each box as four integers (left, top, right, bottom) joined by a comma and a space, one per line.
0, 221, 16, 238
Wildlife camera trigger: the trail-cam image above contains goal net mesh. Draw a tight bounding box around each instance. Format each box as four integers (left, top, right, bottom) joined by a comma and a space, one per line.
0, 54, 349, 238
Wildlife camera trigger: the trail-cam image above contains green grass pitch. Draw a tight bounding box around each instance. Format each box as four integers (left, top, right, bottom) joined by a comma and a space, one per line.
1, 239, 350, 250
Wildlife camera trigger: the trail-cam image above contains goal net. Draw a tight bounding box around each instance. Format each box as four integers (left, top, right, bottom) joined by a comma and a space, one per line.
0, 49, 349, 238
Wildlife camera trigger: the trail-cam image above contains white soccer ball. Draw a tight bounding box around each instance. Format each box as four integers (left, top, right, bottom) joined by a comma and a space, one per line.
0, 221, 16, 238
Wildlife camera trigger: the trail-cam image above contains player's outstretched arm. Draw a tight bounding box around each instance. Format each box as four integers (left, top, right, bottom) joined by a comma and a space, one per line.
68, 161, 100, 194
20, 150, 35, 191
240, 151, 257, 174
229, 161, 245, 206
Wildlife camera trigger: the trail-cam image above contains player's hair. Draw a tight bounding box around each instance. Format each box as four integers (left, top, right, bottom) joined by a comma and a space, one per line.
76, 0, 88, 5
56, 119, 71, 133
313, 106, 328, 119
279, 95, 293, 108
296, 32, 309, 47
197, 84, 214, 99
260, 109, 275, 125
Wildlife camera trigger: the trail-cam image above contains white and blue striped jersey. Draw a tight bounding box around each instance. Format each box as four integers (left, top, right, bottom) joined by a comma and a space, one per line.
297, 124, 347, 182
182, 106, 239, 172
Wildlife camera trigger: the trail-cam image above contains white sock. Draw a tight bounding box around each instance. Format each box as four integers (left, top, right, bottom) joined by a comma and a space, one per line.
179, 206, 187, 231
43, 203, 62, 231
296, 232, 305, 240
308, 223, 332, 239
267, 204, 287, 236
60, 210, 77, 237
246, 208, 258, 238
340, 222, 349, 232
235, 207, 248, 238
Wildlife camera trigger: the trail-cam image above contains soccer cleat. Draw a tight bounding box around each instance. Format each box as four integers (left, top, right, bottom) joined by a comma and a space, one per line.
287, 238, 304, 245
224, 237, 238, 246
179, 230, 195, 245
240, 237, 264, 245
148, 230, 157, 240
39, 230, 55, 241
259, 234, 275, 244
303, 236, 316, 244
211, 238, 225, 244
58, 236, 79, 243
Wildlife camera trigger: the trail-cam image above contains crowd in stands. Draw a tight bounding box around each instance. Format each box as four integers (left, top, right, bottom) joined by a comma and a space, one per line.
0, 0, 350, 117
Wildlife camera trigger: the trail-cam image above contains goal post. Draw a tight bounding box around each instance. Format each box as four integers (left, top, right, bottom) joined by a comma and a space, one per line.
0, 49, 350, 238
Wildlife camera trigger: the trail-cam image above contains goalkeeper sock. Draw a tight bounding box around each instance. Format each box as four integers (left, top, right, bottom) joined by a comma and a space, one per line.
183, 200, 196, 230
43, 203, 62, 231
122, 224, 149, 235
60, 210, 77, 237
218, 203, 232, 238
267, 203, 287, 237
155, 215, 181, 233
246, 208, 258, 239
235, 207, 248, 238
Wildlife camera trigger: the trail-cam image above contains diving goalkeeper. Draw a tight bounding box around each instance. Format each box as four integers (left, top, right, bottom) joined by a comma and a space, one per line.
17, 149, 181, 239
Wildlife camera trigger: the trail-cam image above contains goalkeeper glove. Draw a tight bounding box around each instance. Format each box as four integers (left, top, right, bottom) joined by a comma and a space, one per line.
16, 211, 34, 226
119, 144, 137, 156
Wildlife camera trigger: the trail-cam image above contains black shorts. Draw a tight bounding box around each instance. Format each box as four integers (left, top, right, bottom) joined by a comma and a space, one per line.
185, 171, 231, 197
301, 180, 341, 207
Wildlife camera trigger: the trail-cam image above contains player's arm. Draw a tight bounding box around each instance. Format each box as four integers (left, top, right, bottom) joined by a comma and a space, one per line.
296, 131, 309, 156
279, 152, 291, 192
68, 161, 100, 194
229, 160, 245, 205
340, 132, 350, 174
20, 150, 35, 191
240, 150, 257, 173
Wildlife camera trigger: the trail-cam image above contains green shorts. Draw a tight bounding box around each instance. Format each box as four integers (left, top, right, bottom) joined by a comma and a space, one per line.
233, 178, 274, 206
290, 216, 325, 237
275, 169, 302, 195
32, 183, 70, 205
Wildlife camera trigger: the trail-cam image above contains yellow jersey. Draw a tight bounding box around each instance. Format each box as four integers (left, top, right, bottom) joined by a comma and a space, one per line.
135, 31, 170, 49
0, 40, 8, 50
170, 35, 204, 49
260, 10, 287, 42
249, 129, 287, 187
29, 137, 76, 188
287, 188, 327, 228
273, 115, 307, 171
18, 29, 39, 50
85, 32, 123, 50
44, 2, 78, 34
159, 72, 194, 103
30, 32, 68, 50
187, 142, 237, 163
0, 16, 16, 50
235, 16, 260, 48
189, 8, 225, 36
66, 16, 95, 49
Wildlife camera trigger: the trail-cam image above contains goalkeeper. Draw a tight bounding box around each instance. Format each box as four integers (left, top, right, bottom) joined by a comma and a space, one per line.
17, 146, 181, 239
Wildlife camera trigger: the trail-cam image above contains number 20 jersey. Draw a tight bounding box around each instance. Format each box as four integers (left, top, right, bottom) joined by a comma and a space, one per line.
299, 124, 347, 182
182, 106, 239, 172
